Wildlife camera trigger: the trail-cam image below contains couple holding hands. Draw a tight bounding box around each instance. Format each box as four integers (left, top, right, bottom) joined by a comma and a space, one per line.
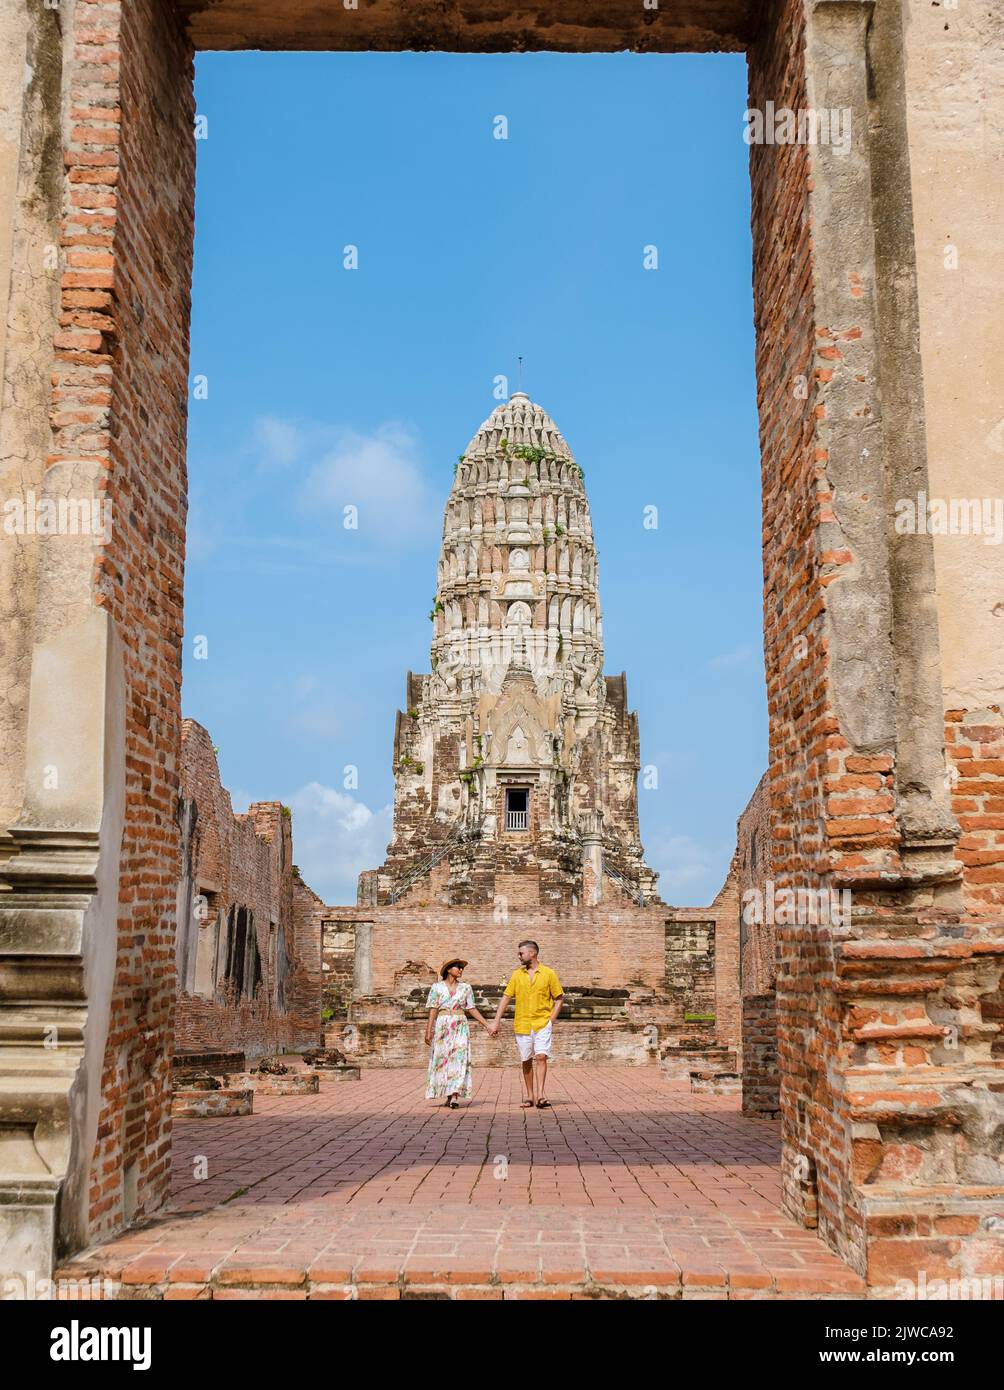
424, 939, 563, 1110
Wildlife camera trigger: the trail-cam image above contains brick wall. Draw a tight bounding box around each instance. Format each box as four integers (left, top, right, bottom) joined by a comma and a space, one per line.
736, 773, 773, 995
54, 0, 196, 1239
174, 720, 323, 1060
330, 903, 670, 999
323, 887, 741, 1052
748, 0, 860, 1258
947, 708, 1004, 919
741, 992, 780, 1117
682, 867, 742, 1049
327, 1020, 662, 1069
749, 0, 1004, 1281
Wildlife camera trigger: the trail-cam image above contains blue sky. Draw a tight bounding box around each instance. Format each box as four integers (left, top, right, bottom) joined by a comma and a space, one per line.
184, 50, 767, 905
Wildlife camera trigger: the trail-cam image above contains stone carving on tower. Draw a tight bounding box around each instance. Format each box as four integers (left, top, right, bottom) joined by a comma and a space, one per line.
358, 392, 661, 909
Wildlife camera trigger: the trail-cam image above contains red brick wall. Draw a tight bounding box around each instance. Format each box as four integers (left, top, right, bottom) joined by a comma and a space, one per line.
736, 774, 774, 995
741, 991, 780, 1117
336, 903, 670, 997
55, 0, 195, 1238
947, 708, 1004, 919
325, 892, 740, 1047
748, 0, 859, 1256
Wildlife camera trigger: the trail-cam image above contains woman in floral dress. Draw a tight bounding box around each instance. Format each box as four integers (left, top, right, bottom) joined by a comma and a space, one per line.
425, 958, 492, 1107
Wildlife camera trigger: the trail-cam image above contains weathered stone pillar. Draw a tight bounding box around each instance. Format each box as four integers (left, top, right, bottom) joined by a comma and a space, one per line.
352, 922, 374, 999
0, 609, 125, 1278
580, 814, 603, 906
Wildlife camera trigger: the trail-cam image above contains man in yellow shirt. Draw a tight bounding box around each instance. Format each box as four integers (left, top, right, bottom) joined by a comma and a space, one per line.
489, 939, 564, 1109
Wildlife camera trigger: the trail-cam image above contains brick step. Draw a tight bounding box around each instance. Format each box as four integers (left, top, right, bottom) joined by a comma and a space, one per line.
660, 1044, 737, 1080
171, 1087, 253, 1118
327, 1019, 667, 1067
402, 984, 632, 1022
171, 1049, 246, 1074
690, 1071, 742, 1096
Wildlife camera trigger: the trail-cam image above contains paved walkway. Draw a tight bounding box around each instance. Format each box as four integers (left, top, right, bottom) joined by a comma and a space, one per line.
59, 1067, 864, 1299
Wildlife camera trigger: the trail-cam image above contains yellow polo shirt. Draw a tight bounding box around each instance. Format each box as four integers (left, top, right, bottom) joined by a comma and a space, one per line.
504, 964, 564, 1035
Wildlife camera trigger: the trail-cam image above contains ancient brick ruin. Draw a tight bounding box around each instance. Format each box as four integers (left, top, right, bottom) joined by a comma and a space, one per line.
0, 0, 1000, 1302
174, 720, 324, 1062
321, 393, 741, 1070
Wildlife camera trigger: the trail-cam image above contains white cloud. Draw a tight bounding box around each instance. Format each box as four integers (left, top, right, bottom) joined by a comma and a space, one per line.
298, 423, 438, 546
285, 781, 393, 904
255, 415, 303, 468
708, 643, 755, 671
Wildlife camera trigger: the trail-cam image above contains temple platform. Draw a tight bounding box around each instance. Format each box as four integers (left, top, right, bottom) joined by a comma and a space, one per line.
56, 1065, 863, 1300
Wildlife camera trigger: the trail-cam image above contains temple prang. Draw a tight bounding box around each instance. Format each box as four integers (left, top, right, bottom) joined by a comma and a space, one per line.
363, 392, 660, 912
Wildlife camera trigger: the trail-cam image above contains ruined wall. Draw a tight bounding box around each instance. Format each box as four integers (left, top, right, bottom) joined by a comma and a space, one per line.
72, 0, 194, 1243
327, 1018, 664, 1069
749, 0, 1004, 1285
330, 903, 670, 1001
735, 775, 778, 1113
742, 992, 780, 1118
324, 881, 741, 1055
737, 773, 773, 995
174, 720, 322, 1060
749, 0, 867, 1265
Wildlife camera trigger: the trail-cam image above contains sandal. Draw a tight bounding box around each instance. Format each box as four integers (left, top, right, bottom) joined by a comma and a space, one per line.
520, 1099, 534, 1108
536, 1098, 551, 1108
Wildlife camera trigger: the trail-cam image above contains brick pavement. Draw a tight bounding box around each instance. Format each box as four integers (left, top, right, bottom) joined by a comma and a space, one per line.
58, 1067, 864, 1299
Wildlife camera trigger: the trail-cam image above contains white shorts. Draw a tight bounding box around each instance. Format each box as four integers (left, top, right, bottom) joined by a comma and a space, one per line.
515, 1021, 553, 1061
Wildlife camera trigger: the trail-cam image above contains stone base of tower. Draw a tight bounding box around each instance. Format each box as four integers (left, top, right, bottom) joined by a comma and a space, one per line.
319, 890, 741, 1068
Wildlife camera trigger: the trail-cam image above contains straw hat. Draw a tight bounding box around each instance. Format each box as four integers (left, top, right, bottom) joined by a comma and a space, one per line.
439, 957, 468, 979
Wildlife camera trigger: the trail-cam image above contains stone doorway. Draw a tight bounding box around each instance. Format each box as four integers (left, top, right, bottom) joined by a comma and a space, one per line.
1, 0, 1001, 1297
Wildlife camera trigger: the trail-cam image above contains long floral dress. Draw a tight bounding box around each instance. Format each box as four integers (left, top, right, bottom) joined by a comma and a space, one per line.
425, 980, 475, 1099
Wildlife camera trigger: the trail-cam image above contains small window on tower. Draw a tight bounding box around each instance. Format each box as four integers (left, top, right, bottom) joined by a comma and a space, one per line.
505, 788, 529, 831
